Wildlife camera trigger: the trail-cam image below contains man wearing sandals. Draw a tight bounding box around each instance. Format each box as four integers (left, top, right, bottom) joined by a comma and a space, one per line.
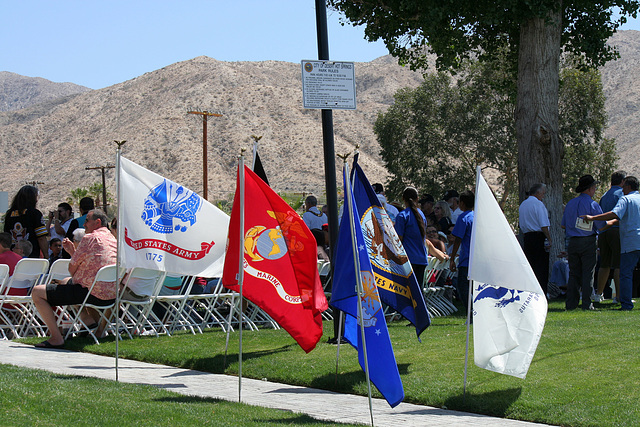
32, 209, 117, 348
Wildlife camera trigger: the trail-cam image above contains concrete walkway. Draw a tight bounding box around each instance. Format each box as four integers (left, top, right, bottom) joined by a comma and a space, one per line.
0, 340, 548, 426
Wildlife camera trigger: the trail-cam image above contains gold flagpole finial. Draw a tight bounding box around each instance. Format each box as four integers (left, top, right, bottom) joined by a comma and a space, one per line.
337, 152, 351, 163
114, 140, 126, 149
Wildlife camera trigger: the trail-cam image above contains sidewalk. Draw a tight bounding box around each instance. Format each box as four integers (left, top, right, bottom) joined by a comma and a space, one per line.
0, 340, 548, 426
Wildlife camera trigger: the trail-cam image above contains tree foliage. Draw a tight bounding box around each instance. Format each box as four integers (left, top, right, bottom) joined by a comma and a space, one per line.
328, 0, 639, 74
376, 60, 617, 224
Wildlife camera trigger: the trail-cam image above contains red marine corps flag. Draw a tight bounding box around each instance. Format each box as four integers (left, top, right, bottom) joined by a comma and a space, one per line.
222, 165, 327, 353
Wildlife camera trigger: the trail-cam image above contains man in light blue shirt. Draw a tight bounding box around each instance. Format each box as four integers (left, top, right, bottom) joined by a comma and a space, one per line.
592, 170, 626, 302
584, 175, 640, 311
561, 175, 604, 310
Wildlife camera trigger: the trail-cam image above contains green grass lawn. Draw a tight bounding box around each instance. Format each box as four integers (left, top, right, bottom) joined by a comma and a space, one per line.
0, 364, 360, 426
18, 299, 640, 426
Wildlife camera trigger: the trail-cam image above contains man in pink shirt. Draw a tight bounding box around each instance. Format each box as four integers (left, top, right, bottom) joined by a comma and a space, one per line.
32, 209, 117, 348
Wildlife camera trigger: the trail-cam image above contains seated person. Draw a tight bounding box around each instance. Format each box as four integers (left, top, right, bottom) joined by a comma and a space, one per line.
72, 228, 86, 248
12, 240, 32, 258
0, 232, 22, 276
47, 238, 66, 267
311, 229, 330, 261
426, 225, 447, 254
31, 209, 117, 348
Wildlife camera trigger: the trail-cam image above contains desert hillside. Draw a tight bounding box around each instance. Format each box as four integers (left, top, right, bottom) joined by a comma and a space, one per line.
1, 30, 640, 212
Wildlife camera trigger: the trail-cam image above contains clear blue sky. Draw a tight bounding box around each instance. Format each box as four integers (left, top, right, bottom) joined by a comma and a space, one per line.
1, 1, 389, 89
2, 1, 639, 90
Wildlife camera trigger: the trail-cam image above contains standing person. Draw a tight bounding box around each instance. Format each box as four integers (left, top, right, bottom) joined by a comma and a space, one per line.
449, 190, 474, 313
46, 203, 73, 243
65, 197, 95, 240
519, 183, 552, 296
583, 175, 640, 311
561, 175, 604, 311
592, 170, 626, 303
3, 185, 49, 258
302, 195, 327, 232
46, 202, 73, 257
394, 187, 429, 283
372, 183, 399, 223
444, 190, 462, 223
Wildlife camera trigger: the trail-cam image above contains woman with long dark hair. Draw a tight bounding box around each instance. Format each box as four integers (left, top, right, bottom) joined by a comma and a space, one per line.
394, 186, 429, 283
4, 185, 49, 258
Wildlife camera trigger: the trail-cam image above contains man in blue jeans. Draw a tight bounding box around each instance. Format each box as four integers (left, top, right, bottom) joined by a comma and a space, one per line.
583, 176, 640, 311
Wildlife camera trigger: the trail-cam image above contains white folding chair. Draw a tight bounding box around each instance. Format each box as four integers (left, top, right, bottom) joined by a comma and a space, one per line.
64, 264, 120, 344
184, 278, 237, 332
0, 264, 10, 339
0, 258, 49, 339
152, 275, 199, 335
42, 259, 74, 332
116, 268, 166, 338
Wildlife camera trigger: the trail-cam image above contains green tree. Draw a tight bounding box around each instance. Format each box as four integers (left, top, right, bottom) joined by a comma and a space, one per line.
376, 60, 617, 226
67, 187, 89, 208
329, 0, 637, 257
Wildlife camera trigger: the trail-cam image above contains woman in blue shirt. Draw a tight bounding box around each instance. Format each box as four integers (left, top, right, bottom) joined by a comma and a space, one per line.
394, 187, 429, 283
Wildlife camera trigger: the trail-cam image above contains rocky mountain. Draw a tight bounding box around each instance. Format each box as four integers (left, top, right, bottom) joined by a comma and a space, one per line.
0, 56, 426, 212
0, 71, 91, 112
1, 30, 640, 213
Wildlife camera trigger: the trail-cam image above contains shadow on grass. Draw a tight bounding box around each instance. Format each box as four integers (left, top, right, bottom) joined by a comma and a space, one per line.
153, 395, 222, 404
182, 343, 298, 373
258, 415, 343, 425
444, 387, 522, 417
307, 363, 410, 394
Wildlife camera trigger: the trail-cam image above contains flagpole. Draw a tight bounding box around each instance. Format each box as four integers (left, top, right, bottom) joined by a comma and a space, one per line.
237, 150, 246, 402
250, 135, 261, 170
464, 166, 482, 397
463, 278, 472, 398
114, 140, 126, 382
334, 310, 344, 387
343, 156, 375, 427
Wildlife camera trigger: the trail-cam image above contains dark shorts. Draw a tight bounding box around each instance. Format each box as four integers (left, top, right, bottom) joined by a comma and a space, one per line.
46, 280, 115, 307
598, 228, 621, 269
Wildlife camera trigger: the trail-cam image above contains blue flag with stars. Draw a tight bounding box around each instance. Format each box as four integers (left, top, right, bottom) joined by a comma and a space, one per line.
350, 155, 430, 338
331, 163, 404, 408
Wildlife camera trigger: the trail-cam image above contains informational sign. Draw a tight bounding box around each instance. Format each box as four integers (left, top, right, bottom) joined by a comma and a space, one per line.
301, 60, 356, 110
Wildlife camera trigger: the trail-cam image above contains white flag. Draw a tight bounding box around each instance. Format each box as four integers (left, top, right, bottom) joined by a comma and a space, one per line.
118, 156, 229, 277
468, 167, 547, 378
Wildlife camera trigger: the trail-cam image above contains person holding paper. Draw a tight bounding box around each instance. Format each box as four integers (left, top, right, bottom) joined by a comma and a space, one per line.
561, 175, 605, 311
582, 175, 640, 311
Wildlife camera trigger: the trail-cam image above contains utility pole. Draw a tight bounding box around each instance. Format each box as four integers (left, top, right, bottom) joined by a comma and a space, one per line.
86, 165, 115, 211
188, 110, 222, 200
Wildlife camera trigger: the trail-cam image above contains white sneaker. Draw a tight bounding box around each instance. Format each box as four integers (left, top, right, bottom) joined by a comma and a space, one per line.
591, 294, 604, 303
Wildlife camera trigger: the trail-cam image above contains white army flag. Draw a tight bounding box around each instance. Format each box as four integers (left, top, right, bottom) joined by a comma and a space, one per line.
118, 156, 229, 277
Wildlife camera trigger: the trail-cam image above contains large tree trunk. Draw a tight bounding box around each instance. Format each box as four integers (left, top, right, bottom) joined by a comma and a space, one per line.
516, 7, 564, 278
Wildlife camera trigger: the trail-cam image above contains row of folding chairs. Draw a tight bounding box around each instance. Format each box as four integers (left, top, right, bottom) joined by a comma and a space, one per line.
317, 260, 333, 320
0, 258, 50, 339
422, 256, 458, 317
0, 259, 282, 344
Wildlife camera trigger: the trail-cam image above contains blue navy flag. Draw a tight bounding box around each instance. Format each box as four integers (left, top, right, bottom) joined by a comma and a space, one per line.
350, 156, 430, 338
331, 164, 404, 408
